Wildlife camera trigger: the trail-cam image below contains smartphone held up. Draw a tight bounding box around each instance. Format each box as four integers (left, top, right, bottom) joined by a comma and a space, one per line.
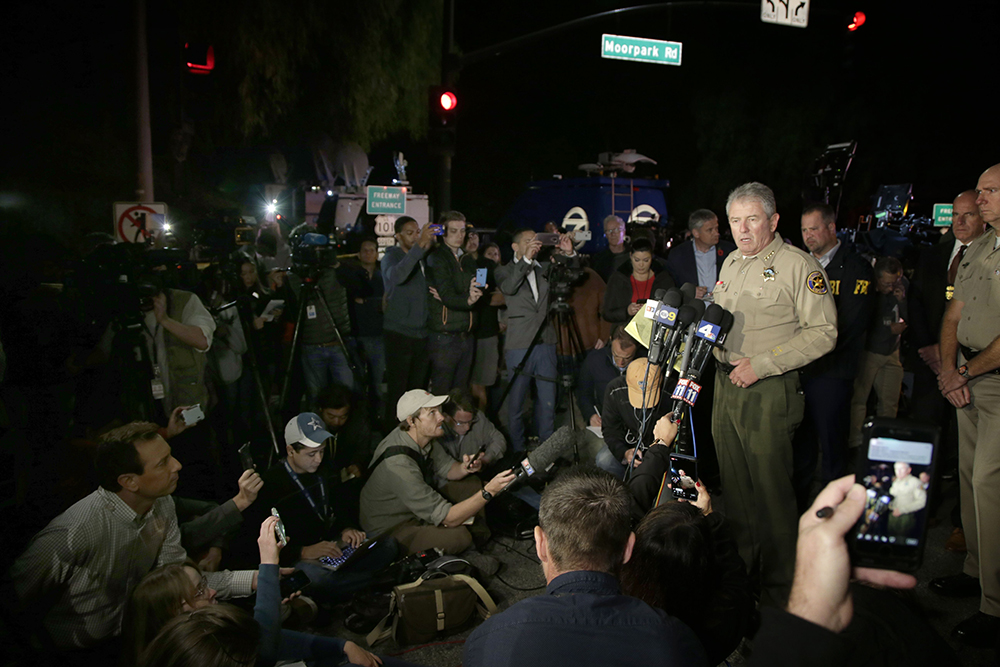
849, 418, 939, 572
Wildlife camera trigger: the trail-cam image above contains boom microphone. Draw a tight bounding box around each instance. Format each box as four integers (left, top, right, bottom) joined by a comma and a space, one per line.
506, 425, 577, 490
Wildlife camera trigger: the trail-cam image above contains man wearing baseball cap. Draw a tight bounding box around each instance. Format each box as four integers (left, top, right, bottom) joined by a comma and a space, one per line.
360, 390, 516, 554
234, 412, 398, 601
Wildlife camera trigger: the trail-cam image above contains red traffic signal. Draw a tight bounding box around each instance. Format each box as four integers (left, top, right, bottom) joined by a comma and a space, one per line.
439, 91, 457, 111
847, 11, 866, 31
429, 86, 458, 127
185, 43, 215, 74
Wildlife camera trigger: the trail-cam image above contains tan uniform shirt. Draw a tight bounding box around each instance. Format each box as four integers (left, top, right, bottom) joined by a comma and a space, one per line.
954, 230, 1000, 352
888, 474, 927, 515
713, 235, 838, 379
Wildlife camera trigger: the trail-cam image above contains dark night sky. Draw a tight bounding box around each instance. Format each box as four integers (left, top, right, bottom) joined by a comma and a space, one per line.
3, 0, 998, 243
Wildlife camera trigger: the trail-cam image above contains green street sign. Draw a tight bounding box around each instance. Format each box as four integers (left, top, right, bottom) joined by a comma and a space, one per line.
601, 34, 682, 66
366, 186, 407, 215
932, 203, 953, 227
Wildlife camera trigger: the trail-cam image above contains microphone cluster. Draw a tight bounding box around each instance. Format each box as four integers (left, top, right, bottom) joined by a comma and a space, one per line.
641, 284, 734, 422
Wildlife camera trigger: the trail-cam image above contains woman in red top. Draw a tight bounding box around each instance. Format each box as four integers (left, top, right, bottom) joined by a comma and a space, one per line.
602, 238, 675, 324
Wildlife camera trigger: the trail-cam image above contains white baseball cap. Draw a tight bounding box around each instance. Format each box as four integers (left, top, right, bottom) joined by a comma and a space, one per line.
396, 390, 449, 422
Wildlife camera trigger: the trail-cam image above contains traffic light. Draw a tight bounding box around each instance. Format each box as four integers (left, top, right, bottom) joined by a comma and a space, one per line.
847, 11, 866, 31
185, 43, 215, 75
429, 85, 458, 127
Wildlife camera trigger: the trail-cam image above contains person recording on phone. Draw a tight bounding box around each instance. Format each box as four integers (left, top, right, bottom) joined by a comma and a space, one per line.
496, 228, 575, 452
425, 211, 484, 394
620, 416, 754, 666
382, 216, 435, 421
435, 388, 507, 475
232, 413, 397, 603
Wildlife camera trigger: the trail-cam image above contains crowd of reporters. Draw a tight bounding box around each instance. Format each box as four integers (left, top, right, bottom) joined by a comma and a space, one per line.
2, 172, 996, 666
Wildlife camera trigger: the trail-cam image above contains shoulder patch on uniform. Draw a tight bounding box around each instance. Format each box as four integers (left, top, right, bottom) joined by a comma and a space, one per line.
807, 271, 828, 295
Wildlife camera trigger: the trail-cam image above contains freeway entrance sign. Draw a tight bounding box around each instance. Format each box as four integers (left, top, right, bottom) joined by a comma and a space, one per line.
366, 186, 407, 215
932, 203, 953, 227
761, 0, 810, 28
601, 34, 682, 66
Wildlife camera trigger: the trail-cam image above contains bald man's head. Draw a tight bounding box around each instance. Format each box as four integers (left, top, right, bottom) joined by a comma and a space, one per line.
976, 164, 1000, 230
952, 190, 985, 244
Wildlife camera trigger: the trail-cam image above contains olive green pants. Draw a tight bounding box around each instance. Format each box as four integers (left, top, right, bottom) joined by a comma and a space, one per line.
713, 370, 803, 607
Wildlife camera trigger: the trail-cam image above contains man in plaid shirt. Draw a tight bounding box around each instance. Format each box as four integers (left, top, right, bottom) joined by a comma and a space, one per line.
7, 421, 255, 655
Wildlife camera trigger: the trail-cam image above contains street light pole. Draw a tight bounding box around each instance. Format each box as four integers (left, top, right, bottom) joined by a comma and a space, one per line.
135, 0, 154, 201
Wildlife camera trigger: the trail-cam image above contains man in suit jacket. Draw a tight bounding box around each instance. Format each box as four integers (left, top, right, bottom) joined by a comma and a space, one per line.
497, 229, 575, 452
907, 190, 984, 549
665, 209, 736, 297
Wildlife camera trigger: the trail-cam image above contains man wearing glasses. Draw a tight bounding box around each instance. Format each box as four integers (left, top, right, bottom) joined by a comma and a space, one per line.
436, 388, 508, 479
425, 210, 485, 393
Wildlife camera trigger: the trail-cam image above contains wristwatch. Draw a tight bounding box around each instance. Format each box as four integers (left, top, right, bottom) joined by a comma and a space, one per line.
481, 489, 493, 502
958, 364, 971, 379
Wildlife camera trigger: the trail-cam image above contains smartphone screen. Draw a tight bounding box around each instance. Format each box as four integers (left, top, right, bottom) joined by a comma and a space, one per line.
850, 418, 938, 572
238, 443, 255, 471
475, 268, 488, 286
669, 453, 699, 501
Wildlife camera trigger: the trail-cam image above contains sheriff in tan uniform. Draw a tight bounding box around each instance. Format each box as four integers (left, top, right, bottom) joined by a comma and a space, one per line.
712, 182, 837, 607
934, 163, 1000, 644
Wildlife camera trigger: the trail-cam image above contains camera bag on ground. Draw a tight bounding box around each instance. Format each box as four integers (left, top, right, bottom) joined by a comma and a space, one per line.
365, 555, 496, 646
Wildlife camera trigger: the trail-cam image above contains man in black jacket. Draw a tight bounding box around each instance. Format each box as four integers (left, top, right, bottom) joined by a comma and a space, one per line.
664, 209, 736, 299
597, 358, 672, 478
236, 413, 397, 602
426, 211, 484, 393
793, 203, 875, 509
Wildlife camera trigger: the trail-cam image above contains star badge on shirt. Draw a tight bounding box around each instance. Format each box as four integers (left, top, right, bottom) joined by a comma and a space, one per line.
762, 267, 777, 282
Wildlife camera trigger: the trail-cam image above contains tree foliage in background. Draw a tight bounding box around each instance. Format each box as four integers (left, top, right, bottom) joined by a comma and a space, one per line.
189, 0, 442, 148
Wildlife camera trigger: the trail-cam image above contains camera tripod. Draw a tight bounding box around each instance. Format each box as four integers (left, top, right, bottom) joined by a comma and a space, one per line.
276, 267, 368, 461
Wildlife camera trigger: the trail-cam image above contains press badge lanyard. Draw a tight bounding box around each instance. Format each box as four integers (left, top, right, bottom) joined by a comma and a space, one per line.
143, 321, 165, 400
283, 460, 329, 523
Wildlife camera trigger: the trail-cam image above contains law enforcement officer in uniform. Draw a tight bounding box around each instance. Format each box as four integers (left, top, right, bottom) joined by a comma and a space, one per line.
932, 163, 1000, 646
794, 202, 875, 510
712, 182, 837, 606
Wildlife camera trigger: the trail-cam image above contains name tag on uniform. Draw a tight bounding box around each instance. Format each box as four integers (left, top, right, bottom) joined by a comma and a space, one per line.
306, 305, 318, 320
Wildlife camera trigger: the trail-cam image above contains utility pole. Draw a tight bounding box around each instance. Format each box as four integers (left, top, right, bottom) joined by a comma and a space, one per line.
136, 0, 154, 201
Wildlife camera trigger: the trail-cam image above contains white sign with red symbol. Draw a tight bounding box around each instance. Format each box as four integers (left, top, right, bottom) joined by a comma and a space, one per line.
114, 202, 168, 243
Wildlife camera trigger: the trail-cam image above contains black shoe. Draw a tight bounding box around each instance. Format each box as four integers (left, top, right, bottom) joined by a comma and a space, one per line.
929, 572, 981, 597
952, 612, 1000, 648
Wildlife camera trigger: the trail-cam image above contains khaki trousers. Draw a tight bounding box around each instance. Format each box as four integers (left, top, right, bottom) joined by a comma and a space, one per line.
390, 477, 484, 556
713, 371, 803, 607
849, 349, 904, 447
956, 371, 1000, 616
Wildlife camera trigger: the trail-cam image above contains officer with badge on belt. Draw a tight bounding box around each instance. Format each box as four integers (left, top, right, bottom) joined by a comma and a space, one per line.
712, 182, 837, 606
933, 163, 1000, 646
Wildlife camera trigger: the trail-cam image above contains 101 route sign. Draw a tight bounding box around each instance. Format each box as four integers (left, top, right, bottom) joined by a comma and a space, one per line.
601, 34, 682, 66
761, 0, 809, 28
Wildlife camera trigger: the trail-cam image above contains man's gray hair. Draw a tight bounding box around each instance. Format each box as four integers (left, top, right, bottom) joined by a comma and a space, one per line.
602, 215, 624, 228
726, 182, 777, 219
688, 209, 718, 232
